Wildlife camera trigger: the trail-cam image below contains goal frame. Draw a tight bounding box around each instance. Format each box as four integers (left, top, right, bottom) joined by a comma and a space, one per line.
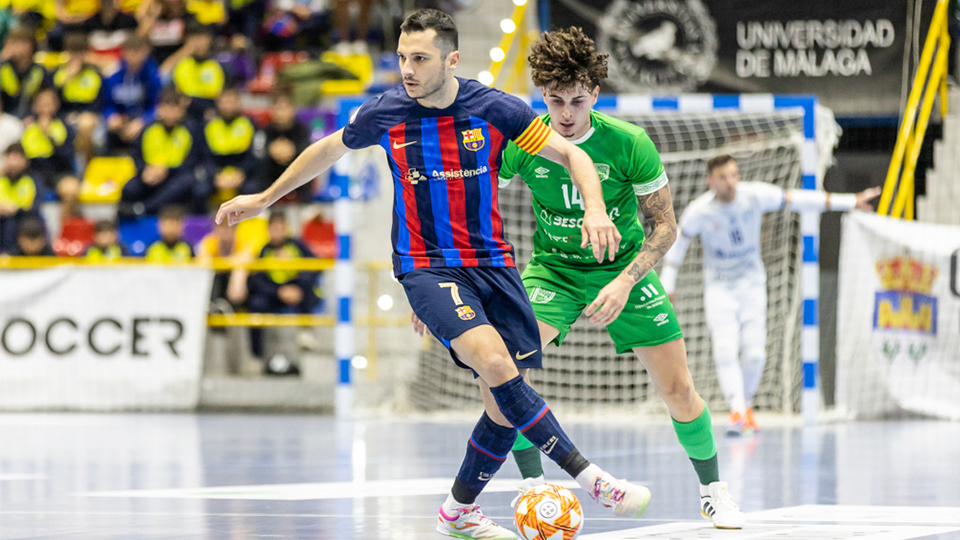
332, 94, 823, 423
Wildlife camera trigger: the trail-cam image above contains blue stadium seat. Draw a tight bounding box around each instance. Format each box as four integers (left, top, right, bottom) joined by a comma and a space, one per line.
119, 217, 159, 257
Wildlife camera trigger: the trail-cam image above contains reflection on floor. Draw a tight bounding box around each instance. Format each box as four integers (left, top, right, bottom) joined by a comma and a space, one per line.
0, 414, 958, 539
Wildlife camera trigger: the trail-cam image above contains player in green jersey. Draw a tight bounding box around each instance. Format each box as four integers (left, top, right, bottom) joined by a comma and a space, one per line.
415, 27, 745, 529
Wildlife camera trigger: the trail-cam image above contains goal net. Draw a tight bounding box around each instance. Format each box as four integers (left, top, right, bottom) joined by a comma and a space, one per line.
409, 98, 814, 415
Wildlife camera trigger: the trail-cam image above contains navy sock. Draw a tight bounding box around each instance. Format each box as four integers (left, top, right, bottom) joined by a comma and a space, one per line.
452, 413, 517, 504
489, 375, 586, 477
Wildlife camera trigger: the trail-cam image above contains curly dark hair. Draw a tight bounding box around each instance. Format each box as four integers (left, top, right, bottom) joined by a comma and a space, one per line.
528, 27, 608, 91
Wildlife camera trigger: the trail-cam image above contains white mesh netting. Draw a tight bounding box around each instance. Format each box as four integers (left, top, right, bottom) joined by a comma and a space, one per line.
409, 107, 808, 415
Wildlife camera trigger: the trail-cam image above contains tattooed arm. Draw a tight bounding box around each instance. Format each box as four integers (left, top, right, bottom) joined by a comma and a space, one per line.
585, 185, 677, 326
623, 185, 678, 284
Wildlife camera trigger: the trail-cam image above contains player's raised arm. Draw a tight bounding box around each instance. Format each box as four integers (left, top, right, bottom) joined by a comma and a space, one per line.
783, 186, 881, 213
537, 130, 622, 262
216, 129, 351, 226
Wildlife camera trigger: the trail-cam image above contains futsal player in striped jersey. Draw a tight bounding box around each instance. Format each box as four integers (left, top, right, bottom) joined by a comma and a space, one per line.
218, 9, 652, 539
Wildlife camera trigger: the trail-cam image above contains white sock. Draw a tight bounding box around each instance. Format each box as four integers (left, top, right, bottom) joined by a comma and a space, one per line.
443, 491, 471, 513
741, 350, 766, 404
574, 463, 603, 493
714, 354, 747, 415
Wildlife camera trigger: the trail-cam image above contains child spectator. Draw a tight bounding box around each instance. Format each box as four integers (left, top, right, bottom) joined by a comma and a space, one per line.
0, 143, 42, 253
53, 32, 103, 164
103, 35, 161, 153
162, 19, 222, 119
119, 88, 202, 218
197, 218, 255, 307
139, 0, 196, 66
0, 28, 48, 118
7, 215, 54, 256
84, 219, 129, 261
144, 204, 192, 261
202, 84, 256, 208
248, 212, 320, 315
22, 88, 81, 218
255, 92, 310, 201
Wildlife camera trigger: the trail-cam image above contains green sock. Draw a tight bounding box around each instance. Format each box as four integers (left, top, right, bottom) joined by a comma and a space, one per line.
511, 433, 543, 479
672, 403, 720, 486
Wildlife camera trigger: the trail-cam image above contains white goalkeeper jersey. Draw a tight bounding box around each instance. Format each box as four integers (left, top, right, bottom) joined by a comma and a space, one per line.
675, 182, 785, 284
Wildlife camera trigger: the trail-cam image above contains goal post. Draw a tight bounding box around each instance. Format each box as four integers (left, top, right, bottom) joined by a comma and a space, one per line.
404, 94, 830, 422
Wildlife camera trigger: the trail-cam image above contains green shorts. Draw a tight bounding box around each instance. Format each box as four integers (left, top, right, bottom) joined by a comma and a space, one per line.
522, 259, 683, 354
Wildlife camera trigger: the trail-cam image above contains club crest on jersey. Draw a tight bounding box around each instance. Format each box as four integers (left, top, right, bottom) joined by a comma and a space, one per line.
595, 163, 610, 181
461, 128, 485, 151
456, 306, 476, 320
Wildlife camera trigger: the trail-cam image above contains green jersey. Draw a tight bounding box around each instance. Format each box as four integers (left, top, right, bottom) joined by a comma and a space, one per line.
498, 110, 667, 269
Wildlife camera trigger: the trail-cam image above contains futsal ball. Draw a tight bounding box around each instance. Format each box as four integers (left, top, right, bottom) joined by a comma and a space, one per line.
514, 484, 583, 540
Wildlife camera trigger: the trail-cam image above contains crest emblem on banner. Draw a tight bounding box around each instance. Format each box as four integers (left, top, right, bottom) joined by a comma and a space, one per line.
461, 128, 485, 151
873, 255, 939, 365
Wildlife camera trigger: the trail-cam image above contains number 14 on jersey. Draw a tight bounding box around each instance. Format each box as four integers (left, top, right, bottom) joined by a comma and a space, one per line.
562, 184, 584, 210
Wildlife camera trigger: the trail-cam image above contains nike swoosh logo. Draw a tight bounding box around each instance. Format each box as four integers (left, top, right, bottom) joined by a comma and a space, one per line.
393, 140, 418, 149
543, 438, 557, 454
516, 350, 537, 360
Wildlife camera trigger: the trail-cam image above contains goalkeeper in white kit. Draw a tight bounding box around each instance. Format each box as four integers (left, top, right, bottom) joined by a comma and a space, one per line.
660, 155, 880, 436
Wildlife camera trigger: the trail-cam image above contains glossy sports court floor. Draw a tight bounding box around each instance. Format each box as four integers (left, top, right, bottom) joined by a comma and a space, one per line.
0, 413, 958, 539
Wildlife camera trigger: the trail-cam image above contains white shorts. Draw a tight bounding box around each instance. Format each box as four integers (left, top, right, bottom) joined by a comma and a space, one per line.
703, 278, 767, 354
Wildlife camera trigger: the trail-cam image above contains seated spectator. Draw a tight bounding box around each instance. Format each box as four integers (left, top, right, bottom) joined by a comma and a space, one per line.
84, 218, 129, 260
256, 92, 310, 200
6, 215, 54, 256
49, 0, 100, 50
83, 0, 139, 54
0, 99, 24, 169
22, 88, 81, 217
0, 28, 48, 118
103, 35, 161, 153
202, 84, 256, 208
138, 0, 196, 66
248, 212, 320, 370
52, 32, 103, 167
144, 204, 192, 261
162, 19, 222, 119
0, 143, 42, 253
197, 218, 254, 307
249, 212, 320, 315
119, 88, 202, 217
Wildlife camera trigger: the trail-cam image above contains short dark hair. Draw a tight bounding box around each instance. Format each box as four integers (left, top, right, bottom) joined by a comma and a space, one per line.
123, 34, 150, 51
268, 213, 287, 225
17, 216, 46, 239
185, 19, 214, 37
400, 9, 458, 56
4, 142, 26, 157
64, 32, 89, 54
159, 87, 185, 106
529, 27, 608, 92
94, 219, 117, 234
158, 205, 185, 221
7, 27, 35, 48
707, 154, 736, 175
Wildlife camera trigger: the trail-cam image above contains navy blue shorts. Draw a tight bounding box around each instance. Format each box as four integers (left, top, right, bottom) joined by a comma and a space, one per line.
399, 266, 543, 373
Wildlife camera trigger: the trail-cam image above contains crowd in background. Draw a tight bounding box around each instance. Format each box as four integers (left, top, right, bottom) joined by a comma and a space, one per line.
0, 0, 380, 369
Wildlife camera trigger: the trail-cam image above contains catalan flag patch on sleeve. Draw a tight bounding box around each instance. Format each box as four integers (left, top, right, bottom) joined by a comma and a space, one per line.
514, 117, 552, 156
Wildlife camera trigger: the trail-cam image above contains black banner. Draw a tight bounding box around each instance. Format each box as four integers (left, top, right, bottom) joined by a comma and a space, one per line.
548, 0, 952, 116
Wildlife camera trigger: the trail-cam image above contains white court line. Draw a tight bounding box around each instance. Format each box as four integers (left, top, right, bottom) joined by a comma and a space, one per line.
0, 474, 46, 480
747, 504, 960, 526
81, 477, 583, 501
579, 521, 960, 540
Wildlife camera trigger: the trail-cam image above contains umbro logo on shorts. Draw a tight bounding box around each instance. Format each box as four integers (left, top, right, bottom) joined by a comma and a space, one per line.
654, 313, 669, 326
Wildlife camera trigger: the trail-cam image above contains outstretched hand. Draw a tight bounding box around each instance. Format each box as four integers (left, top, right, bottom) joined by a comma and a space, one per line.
410, 312, 431, 337
855, 186, 882, 211
216, 193, 269, 226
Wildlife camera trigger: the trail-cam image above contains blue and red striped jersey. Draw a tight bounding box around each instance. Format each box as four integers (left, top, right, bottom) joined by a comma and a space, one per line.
342, 77, 552, 276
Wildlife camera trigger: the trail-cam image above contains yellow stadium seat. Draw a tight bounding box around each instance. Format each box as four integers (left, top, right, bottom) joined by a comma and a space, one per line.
79, 156, 136, 204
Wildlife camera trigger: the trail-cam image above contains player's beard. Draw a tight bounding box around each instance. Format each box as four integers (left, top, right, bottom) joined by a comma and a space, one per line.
405, 67, 447, 101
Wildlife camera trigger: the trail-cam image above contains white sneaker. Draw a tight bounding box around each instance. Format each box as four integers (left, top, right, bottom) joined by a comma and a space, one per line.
436, 504, 517, 539
700, 481, 746, 529
589, 471, 651, 517
510, 475, 545, 507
